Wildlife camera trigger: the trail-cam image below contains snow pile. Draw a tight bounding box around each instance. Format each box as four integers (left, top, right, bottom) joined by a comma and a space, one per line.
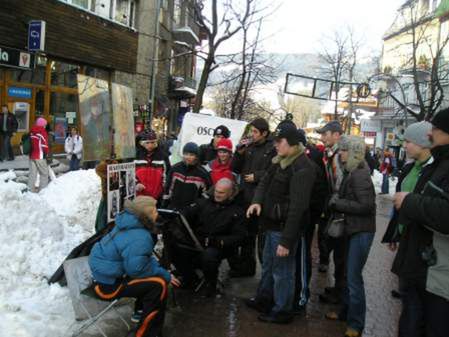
372, 170, 397, 196
0, 170, 101, 337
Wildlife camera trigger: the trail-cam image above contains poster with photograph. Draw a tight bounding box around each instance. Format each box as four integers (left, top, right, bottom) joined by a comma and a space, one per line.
77, 74, 112, 161
111, 83, 136, 159
107, 162, 136, 223
54, 117, 67, 144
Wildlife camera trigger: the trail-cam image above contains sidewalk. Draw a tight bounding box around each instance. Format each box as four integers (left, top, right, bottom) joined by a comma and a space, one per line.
79, 194, 400, 337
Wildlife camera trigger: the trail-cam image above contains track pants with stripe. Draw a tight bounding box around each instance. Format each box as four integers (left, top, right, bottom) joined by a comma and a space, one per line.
94, 277, 167, 337
294, 232, 312, 309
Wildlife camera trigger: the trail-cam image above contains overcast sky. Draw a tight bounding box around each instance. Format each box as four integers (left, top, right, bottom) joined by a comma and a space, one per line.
220, 0, 406, 55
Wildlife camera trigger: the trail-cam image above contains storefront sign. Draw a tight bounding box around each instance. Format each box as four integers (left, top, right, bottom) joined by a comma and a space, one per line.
8, 87, 32, 99
28, 20, 46, 52
361, 119, 381, 133
0, 45, 35, 70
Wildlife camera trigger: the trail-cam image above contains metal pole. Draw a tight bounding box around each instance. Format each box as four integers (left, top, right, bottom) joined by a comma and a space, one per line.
149, 0, 162, 127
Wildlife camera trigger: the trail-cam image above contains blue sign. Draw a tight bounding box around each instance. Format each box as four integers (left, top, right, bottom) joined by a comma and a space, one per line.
8, 87, 32, 99
28, 20, 46, 52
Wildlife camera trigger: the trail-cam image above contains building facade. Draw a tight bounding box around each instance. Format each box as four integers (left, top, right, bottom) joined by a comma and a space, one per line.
0, 0, 202, 153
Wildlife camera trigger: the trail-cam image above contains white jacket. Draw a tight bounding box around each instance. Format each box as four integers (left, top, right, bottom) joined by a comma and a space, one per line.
65, 135, 83, 160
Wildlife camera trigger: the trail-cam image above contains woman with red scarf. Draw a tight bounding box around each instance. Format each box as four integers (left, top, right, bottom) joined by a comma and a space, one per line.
207, 138, 236, 185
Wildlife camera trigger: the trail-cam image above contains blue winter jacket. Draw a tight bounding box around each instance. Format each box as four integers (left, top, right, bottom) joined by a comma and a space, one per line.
88, 210, 171, 285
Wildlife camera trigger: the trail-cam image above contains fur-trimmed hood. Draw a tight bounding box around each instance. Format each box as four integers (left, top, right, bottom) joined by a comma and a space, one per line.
339, 135, 366, 172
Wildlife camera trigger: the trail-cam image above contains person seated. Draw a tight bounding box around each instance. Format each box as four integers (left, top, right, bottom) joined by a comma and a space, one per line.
162, 142, 211, 210
171, 178, 247, 297
89, 196, 180, 337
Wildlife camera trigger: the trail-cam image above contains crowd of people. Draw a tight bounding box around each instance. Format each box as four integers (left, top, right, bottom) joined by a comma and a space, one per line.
14, 106, 449, 337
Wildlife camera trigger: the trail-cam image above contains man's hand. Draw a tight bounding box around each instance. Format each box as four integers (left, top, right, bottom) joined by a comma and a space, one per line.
244, 174, 255, 183
247, 204, 261, 218
276, 244, 290, 257
170, 274, 181, 287
387, 242, 398, 252
136, 183, 146, 192
394, 192, 409, 210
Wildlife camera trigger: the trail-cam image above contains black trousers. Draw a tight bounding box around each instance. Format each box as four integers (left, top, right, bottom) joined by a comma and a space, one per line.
424, 290, 449, 337
95, 277, 167, 337
171, 245, 234, 287
398, 280, 425, 337
326, 235, 348, 291
315, 214, 330, 265
228, 216, 258, 275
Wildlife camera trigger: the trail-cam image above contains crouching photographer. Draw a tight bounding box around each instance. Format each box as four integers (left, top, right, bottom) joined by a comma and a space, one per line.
88, 196, 180, 337
170, 178, 247, 297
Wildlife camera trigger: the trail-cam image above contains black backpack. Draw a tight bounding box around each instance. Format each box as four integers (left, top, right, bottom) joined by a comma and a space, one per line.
21, 133, 32, 155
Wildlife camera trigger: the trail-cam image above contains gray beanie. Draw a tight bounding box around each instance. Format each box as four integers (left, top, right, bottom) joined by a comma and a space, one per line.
404, 121, 432, 148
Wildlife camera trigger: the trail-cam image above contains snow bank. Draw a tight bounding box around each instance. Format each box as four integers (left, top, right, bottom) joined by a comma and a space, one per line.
0, 170, 101, 337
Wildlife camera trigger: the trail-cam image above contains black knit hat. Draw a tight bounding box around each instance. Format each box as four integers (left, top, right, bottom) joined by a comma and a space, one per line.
274, 123, 301, 146
250, 118, 269, 133
183, 142, 199, 156
138, 129, 157, 141
213, 125, 230, 138
297, 128, 307, 146
431, 108, 449, 135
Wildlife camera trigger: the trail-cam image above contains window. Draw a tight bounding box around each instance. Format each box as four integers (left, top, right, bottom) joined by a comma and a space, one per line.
71, 0, 91, 9
10, 64, 46, 85
114, 0, 131, 25
85, 66, 111, 81
50, 92, 79, 118
51, 61, 79, 88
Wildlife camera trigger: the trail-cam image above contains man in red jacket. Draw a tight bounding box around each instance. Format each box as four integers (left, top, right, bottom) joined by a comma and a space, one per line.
28, 117, 49, 192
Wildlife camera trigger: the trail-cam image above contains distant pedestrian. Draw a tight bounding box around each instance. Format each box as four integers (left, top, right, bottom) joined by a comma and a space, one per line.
380, 150, 393, 194
64, 127, 83, 171
28, 117, 49, 192
0, 104, 18, 162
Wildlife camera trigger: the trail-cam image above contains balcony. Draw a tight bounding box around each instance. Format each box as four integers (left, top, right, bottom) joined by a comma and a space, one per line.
169, 76, 197, 99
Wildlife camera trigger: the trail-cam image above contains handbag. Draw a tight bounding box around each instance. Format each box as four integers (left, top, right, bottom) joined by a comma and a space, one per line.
326, 213, 345, 238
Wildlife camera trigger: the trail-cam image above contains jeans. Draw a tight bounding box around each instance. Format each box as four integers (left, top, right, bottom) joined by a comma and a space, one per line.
381, 173, 389, 194
69, 155, 80, 171
294, 234, 312, 308
343, 232, 374, 333
256, 230, 298, 313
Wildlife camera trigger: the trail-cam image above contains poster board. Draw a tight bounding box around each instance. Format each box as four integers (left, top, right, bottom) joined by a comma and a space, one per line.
111, 83, 136, 159
178, 113, 248, 156
77, 74, 112, 161
54, 117, 67, 144
107, 162, 136, 223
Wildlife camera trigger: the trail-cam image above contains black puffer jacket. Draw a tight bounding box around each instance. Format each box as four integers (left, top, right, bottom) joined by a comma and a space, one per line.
163, 162, 211, 210
393, 144, 449, 289
332, 162, 376, 236
253, 146, 316, 250
232, 137, 276, 204
182, 196, 247, 249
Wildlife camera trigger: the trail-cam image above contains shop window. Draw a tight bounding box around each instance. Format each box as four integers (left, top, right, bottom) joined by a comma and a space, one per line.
50, 92, 78, 142
51, 61, 79, 88
36, 89, 45, 116
85, 66, 111, 81
10, 64, 46, 85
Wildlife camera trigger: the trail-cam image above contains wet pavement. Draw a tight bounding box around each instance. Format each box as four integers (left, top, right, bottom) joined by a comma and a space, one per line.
78, 195, 400, 337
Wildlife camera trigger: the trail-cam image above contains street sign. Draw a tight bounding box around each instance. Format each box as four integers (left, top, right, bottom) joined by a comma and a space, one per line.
28, 20, 46, 52
357, 83, 371, 99
0, 45, 35, 70
8, 87, 32, 99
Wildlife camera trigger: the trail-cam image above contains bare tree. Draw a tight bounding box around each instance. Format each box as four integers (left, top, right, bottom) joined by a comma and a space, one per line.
193, 0, 255, 113
384, 1, 449, 121
277, 87, 321, 128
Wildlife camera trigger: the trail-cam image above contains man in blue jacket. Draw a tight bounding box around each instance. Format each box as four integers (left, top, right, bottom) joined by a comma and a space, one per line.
89, 196, 180, 337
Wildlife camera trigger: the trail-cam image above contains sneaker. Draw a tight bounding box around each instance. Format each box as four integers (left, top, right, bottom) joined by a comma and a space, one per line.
318, 264, 328, 273
344, 327, 361, 337
291, 304, 306, 316
244, 297, 272, 314
131, 310, 143, 323
258, 311, 293, 324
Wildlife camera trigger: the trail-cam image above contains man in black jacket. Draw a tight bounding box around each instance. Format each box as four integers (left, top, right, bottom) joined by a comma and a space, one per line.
198, 125, 231, 165
0, 104, 18, 161
383, 121, 433, 337
245, 123, 316, 324
172, 178, 246, 297
229, 118, 276, 277
394, 108, 449, 337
